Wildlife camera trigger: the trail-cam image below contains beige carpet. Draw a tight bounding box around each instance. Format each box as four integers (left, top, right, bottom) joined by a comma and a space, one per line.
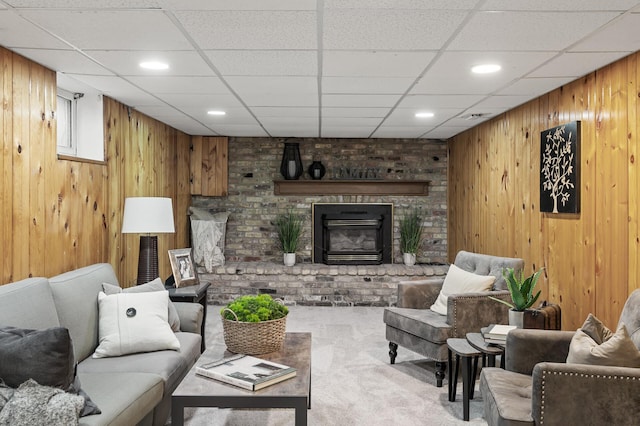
170, 305, 488, 426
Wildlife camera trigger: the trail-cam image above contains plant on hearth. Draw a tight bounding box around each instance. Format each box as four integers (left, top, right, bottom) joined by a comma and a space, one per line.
221, 294, 288, 322
274, 208, 304, 254
489, 267, 543, 311
399, 208, 424, 265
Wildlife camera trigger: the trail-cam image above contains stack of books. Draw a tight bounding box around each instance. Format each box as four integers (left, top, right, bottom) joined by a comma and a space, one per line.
483, 324, 517, 345
195, 353, 297, 391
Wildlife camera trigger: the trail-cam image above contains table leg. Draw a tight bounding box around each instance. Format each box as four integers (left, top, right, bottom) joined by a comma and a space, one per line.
487, 354, 496, 367
462, 357, 471, 421
199, 296, 207, 352
470, 355, 479, 400
447, 348, 454, 401
171, 398, 185, 426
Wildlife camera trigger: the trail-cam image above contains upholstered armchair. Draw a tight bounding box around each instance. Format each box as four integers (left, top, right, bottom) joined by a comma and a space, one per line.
480, 289, 640, 426
383, 250, 524, 387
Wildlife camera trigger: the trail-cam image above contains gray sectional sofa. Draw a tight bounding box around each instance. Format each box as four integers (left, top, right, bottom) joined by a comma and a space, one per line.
0, 263, 204, 426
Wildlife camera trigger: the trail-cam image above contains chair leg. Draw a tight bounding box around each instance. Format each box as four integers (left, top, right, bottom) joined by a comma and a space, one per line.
435, 361, 446, 387
388, 342, 398, 364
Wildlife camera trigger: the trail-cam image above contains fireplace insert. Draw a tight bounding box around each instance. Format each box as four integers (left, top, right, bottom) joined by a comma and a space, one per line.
312, 203, 393, 264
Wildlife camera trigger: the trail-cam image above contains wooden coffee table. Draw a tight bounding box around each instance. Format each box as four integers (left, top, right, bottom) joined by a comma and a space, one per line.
171, 332, 312, 426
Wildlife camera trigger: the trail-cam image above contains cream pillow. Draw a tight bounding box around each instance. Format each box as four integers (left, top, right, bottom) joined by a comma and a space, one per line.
93, 291, 180, 358
102, 278, 181, 331
430, 264, 496, 315
567, 313, 640, 367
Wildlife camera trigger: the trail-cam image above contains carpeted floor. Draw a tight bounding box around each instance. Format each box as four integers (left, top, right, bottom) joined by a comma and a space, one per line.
170, 305, 488, 425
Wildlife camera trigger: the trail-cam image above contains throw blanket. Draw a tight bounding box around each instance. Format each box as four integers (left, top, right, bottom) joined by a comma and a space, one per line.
0, 379, 83, 426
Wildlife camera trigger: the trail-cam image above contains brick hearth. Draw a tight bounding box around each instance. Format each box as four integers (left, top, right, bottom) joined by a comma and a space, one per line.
200, 262, 448, 307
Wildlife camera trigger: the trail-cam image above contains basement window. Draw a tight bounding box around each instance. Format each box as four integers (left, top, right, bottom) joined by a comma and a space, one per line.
56, 88, 77, 156
56, 73, 105, 162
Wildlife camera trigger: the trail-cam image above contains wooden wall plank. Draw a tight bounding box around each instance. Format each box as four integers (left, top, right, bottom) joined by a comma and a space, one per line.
449, 52, 639, 330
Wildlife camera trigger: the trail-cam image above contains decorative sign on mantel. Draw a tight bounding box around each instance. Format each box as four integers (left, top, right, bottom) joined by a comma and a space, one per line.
273, 180, 429, 196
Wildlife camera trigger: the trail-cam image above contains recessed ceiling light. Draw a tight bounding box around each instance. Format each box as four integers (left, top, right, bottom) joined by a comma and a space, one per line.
139, 61, 169, 70
415, 112, 434, 118
471, 64, 501, 74
207, 110, 226, 116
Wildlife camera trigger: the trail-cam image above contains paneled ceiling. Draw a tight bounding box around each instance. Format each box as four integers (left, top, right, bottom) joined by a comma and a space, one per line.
1, 0, 639, 139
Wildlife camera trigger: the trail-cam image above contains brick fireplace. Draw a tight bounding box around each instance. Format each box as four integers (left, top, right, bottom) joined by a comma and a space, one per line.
193, 137, 448, 305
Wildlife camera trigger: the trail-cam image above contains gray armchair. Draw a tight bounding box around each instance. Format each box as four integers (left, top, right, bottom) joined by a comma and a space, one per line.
480, 289, 640, 425
383, 250, 524, 387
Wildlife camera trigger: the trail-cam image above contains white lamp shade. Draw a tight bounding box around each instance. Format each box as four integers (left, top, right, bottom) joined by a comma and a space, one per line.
122, 197, 175, 234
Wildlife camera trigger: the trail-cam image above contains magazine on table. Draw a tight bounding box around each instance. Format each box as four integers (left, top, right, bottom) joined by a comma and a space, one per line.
195, 353, 297, 391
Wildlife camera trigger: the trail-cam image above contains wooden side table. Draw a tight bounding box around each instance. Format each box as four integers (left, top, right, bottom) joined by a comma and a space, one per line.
447, 338, 481, 421
466, 332, 505, 368
168, 281, 211, 352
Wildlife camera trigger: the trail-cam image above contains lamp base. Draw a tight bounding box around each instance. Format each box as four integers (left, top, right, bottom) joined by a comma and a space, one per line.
137, 235, 159, 285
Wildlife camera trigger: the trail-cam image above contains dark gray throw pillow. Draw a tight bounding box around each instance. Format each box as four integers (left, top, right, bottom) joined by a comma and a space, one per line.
0, 326, 100, 417
0, 326, 75, 389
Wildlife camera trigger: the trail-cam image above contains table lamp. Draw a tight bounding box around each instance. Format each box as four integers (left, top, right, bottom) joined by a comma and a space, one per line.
122, 197, 175, 285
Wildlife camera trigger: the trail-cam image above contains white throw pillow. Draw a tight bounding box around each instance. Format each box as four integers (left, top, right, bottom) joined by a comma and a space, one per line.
102, 278, 181, 332
430, 264, 496, 315
93, 291, 180, 358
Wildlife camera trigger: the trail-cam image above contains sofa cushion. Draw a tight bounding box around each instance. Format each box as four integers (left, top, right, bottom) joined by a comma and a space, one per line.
567, 313, 640, 367
102, 278, 180, 331
0, 278, 60, 330
94, 291, 180, 358
76, 372, 163, 426
0, 326, 75, 389
430, 264, 495, 315
49, 263, 120, 363
617, 288, 640, 349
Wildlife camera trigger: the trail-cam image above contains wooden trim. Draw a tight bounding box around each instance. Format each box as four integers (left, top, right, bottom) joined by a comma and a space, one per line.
57, 154, 107, 166
273, 180, 429, 196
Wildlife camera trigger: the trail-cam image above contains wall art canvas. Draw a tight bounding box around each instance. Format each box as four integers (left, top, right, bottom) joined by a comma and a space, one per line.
540, 121, 580, 214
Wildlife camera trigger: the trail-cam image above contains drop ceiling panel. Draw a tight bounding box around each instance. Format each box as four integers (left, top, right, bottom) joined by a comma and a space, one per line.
87, 51, 214, 76
323, 9, 468, 50
423, 126, 470, 139
0, 11, 69, 49
126, 76, 231, 94
20, 10, 192, 50
396, 94, 485, 109
13, 49, 113, 75
206, 124, 269, 137
252, 107, 319, 118
321, 126, 378, 138
322, 107, 390, 118
323, 94, 402, 108
449, 11, 622, 51
322, 117, 382, 127
384, 108, 464, 126
412, 51, 556, 95
174, 10, 317, 49
498, 77, 576, 96
323, 51, 437, 78
205, 50, 317, 76
481, 0, 640, 11
156, 94, 244, 109
5, 0, 162, 8
570, 12, 640, 52
66, 75, 160, 105
372, 126, 434, 139
323, 77, 415, 95
162, 0, 317, 10
534, 52, 632, 79
266, 125, 319, 138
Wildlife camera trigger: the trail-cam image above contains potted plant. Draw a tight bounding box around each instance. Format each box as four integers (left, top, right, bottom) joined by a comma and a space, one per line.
399, 209, 424, 265
489, 267, 543, 327
275, 209, 304, 266
221, 294, 289, 354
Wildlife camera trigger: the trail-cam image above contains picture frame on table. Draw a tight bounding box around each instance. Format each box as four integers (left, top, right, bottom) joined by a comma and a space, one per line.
168, 248, 199, 288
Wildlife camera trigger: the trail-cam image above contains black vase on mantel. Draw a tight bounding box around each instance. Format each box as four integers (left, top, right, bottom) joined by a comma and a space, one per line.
308, 161, 326, 180
280, 142, 303, 180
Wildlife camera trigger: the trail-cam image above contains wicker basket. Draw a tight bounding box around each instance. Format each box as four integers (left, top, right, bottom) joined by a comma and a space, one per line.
221, 308, 287, 355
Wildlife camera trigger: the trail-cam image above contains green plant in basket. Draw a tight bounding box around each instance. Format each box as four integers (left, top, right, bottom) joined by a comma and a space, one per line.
489, 267, 543, 311
221, 294, 289, 323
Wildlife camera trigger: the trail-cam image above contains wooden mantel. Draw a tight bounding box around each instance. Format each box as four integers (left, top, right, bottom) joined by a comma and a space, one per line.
273, 180, 429, 196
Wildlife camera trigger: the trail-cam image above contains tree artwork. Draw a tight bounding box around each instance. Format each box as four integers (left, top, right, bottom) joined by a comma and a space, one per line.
540, 121, 580, 214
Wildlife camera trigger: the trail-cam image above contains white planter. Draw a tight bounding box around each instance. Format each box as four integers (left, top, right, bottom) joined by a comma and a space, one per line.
403, 253, 416, 266
283, 253, 296, 266
509, 309, 525, 328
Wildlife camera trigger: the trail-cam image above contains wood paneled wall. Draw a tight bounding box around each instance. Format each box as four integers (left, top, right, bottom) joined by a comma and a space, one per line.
448, 51, 640, 331
1, 47, 191, 287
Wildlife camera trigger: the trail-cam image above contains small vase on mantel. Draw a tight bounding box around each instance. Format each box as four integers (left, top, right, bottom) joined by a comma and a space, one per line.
508, 309, 525, 328
308, 161, 326, 180
283, 253, 296, 267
